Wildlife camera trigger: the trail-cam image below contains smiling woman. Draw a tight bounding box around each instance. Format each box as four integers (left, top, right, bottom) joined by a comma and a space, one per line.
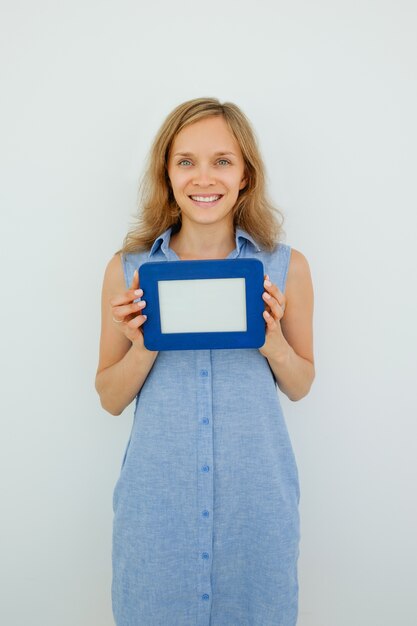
95, 96, 315, 626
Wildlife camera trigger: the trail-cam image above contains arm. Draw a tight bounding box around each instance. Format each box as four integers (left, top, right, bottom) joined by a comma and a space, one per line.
95, 253, 158, 416
259, 249, 315, 401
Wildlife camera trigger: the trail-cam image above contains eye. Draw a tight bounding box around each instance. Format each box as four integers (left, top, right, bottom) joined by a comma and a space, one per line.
177, 158, 231, 167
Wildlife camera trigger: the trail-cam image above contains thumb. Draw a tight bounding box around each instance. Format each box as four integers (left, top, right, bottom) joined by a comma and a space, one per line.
130, 269, 140, 290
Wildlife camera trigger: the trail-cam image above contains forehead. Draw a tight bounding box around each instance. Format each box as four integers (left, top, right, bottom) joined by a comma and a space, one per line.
170, 116, 241, 154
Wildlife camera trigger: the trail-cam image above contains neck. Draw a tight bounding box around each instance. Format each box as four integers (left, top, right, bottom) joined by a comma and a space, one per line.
170, 222, 236, 260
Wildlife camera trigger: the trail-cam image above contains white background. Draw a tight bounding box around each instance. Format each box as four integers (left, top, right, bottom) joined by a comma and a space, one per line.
1, 1, 416, 625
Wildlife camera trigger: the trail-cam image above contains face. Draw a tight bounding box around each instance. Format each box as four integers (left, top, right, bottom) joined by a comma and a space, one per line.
166, 116, 247, 231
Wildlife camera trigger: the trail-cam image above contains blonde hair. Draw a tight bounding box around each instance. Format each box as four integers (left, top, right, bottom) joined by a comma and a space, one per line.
118, 97, 284, 254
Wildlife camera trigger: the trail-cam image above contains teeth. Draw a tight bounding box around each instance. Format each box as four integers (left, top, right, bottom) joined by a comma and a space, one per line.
190, 195, 221, 202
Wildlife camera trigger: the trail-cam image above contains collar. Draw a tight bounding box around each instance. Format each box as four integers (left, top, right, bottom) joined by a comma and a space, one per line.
234, 227, 261, 252
148, 225, 261, 259
148, 227, 174, 258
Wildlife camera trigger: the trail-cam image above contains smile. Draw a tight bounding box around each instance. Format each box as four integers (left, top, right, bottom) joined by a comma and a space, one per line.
189, 194, 223, 206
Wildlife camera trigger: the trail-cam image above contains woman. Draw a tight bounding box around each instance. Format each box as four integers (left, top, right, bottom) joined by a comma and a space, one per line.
95, 97, 315, 626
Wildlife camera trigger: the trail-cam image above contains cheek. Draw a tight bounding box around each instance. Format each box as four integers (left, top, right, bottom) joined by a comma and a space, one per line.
170, 172, 191, 190
227, 173, 245, 190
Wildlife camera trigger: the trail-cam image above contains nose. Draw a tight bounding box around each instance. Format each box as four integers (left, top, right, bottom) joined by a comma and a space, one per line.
192, 164, 216, 186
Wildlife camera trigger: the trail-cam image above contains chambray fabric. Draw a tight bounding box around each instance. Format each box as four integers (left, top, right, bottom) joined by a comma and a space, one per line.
112, 226, 300, 626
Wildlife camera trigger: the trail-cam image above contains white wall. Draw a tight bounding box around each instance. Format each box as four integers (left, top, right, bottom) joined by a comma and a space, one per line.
1, 1, 416, 624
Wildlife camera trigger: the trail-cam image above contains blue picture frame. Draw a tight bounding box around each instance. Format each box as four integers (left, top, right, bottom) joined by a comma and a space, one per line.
139, 258, 265, 351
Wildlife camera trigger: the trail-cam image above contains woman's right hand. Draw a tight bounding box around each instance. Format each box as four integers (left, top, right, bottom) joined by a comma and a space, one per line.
109, 269, 148, 348
96, 259, 158, 415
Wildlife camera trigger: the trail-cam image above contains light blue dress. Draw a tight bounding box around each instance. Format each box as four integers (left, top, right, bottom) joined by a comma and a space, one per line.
112, 227, 300, 626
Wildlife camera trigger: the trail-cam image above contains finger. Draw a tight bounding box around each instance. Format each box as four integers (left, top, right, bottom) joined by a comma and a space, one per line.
263, 309, 277, 330
264, 277, 284, 300
262, 293, 284, 320
110, 287, 143, 308
127, 313, 147, 330
113, 299, 147, 321
130, 269, 139, 290
111, 269, 142, 308
263, 277, 286, 310
262, 283, 286, 317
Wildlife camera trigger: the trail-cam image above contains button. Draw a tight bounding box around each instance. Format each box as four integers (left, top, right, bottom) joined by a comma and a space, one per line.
199, 369, 208, 377
202, 552, 209, 559
202, 418, 209, 425
201, 594, 210, 601
201, 465, 210, 472
202, 510, 209, 517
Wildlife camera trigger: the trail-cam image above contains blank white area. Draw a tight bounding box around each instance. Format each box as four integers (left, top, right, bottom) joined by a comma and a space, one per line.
158, 278, 247, 333
0, 1, 416, 625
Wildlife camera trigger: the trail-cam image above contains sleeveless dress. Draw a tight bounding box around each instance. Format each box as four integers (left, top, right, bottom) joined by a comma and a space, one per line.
112, 226, 300, 626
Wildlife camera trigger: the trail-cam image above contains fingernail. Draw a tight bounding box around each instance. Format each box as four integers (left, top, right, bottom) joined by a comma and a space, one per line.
134, 289, 143, 296
264, 292, 271, 299
264, 280, 271, 287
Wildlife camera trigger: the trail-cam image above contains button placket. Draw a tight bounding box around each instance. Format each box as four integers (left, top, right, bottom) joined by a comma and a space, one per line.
196, 351, 214, 625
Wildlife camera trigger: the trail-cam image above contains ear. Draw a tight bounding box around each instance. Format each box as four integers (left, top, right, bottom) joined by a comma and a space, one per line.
239, 174, 248, 190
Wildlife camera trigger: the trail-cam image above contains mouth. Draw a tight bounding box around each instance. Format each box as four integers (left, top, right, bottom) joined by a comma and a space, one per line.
188, 194, 224, 208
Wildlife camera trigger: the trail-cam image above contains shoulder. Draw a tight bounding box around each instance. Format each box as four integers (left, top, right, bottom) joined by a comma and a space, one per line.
104, 252, 124, 280
102, 253, 125, 293
285, 247, 314, 300
288, 248, 311, 279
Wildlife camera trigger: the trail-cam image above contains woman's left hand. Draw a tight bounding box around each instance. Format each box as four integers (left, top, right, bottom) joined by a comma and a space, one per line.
259, 274, 288, 359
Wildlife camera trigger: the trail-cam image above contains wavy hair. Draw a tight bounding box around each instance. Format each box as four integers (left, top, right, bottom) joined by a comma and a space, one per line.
118, 97, 284, 254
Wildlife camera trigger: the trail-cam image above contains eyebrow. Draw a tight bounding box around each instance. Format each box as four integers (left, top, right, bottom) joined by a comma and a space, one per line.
173, 151, 237, 158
